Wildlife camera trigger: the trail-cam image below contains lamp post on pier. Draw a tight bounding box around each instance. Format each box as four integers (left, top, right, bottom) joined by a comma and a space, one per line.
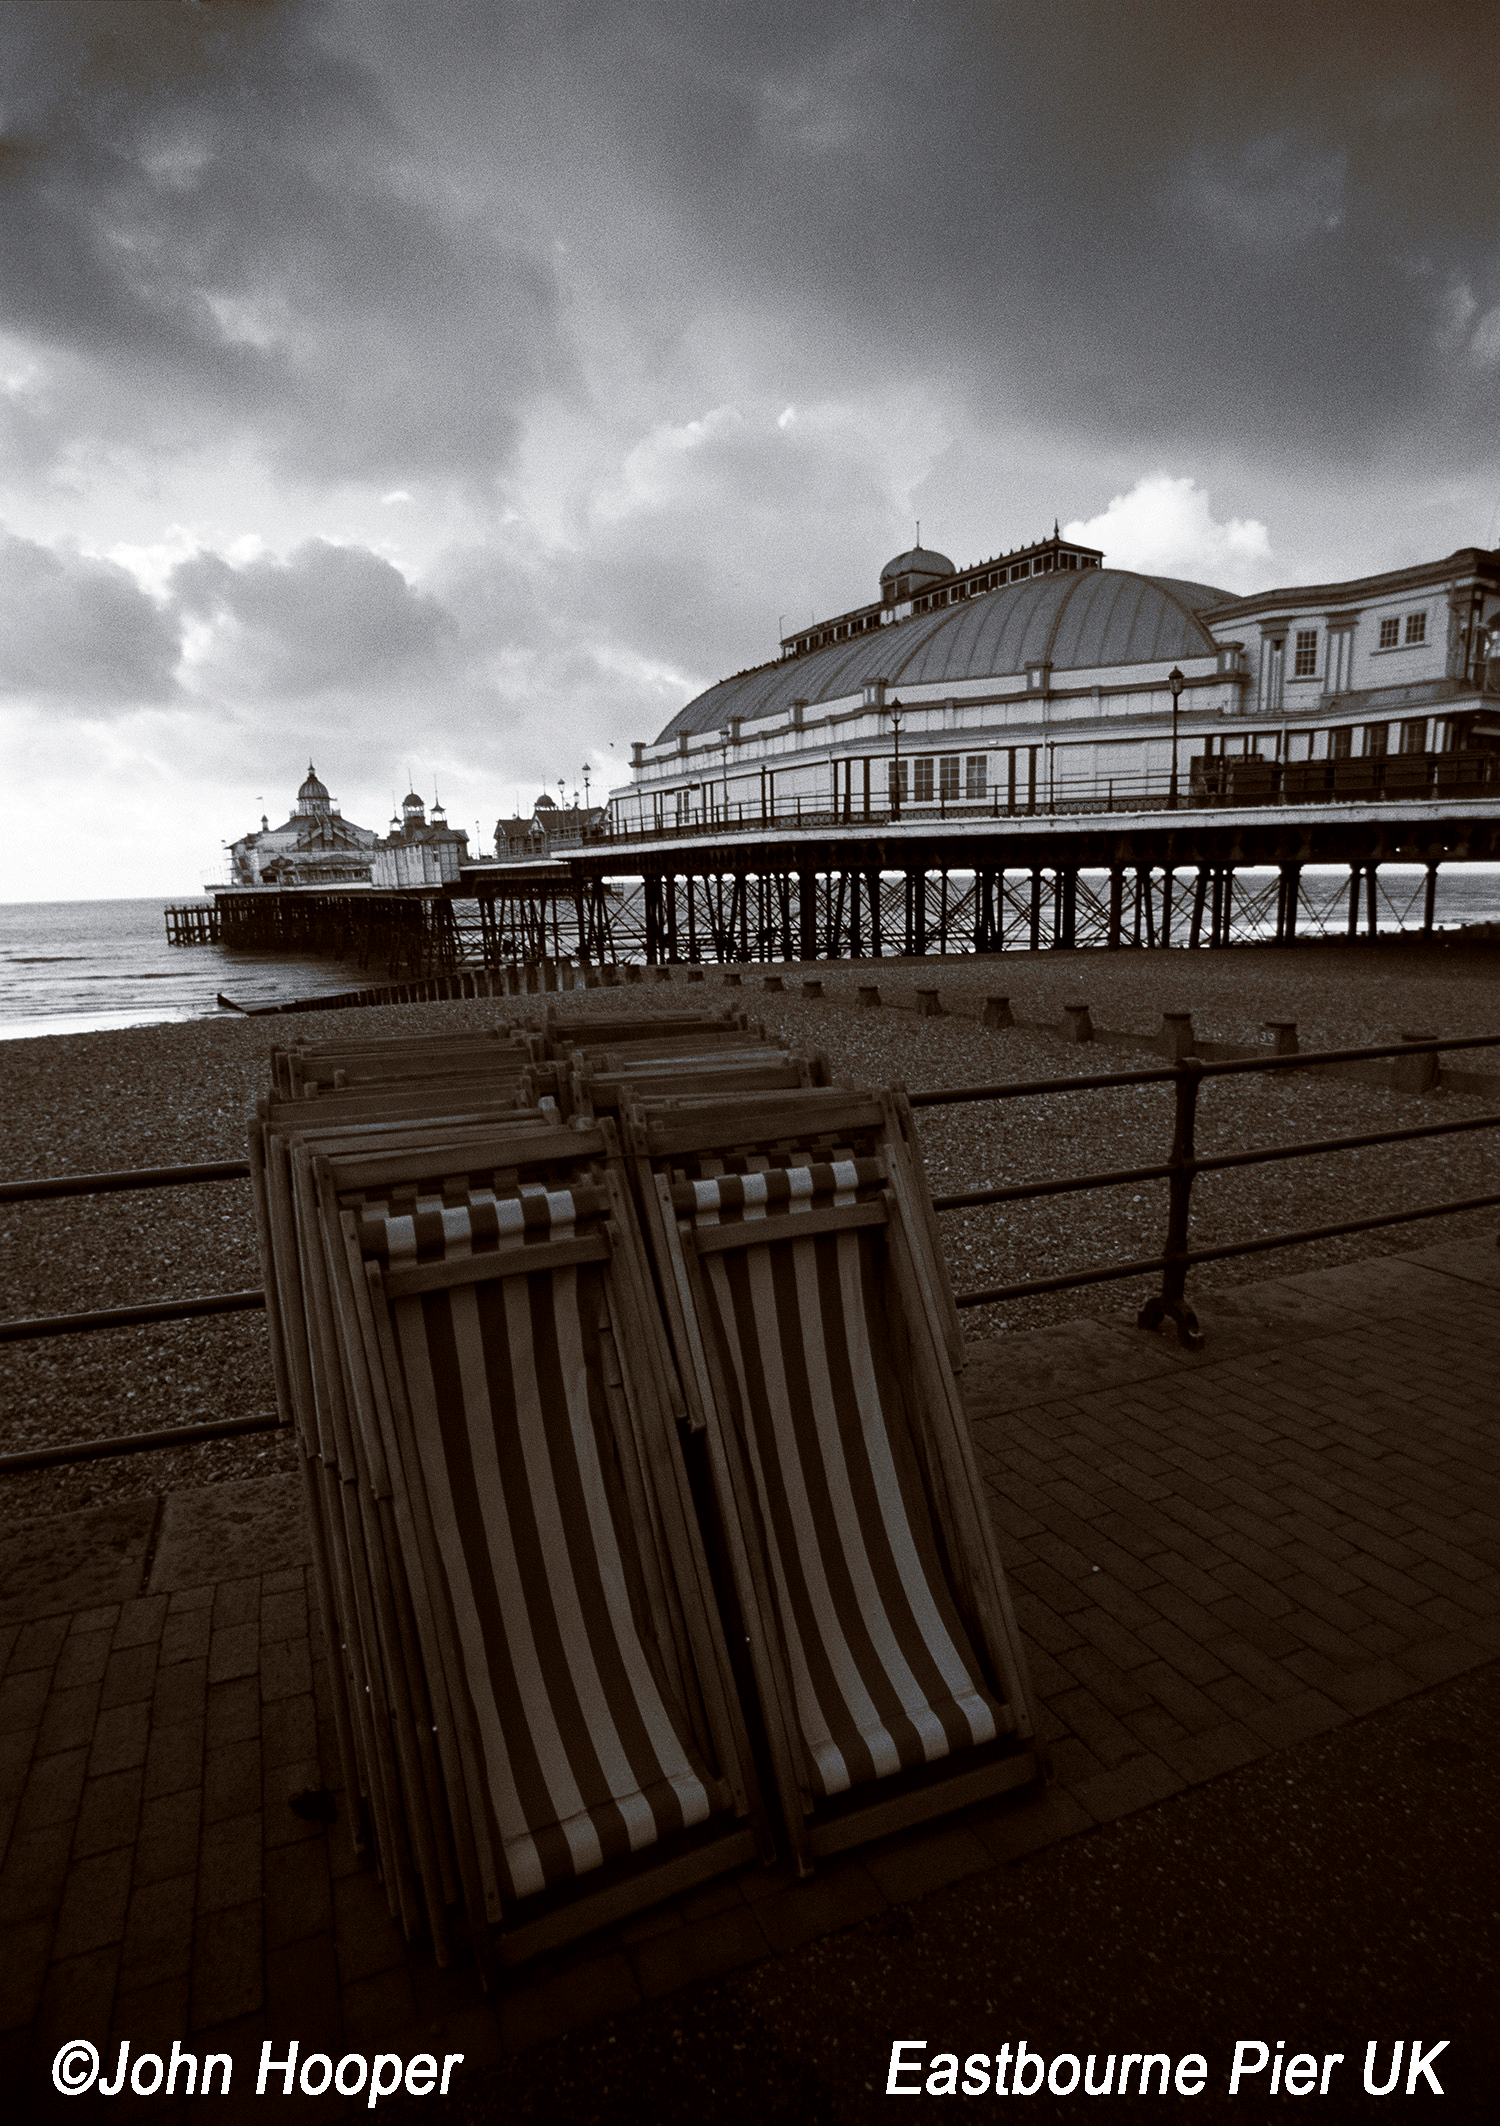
888, 697, 904, 819
1167, 666, 1185, 810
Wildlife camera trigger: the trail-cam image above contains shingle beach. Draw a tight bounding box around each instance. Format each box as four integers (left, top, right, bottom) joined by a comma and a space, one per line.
3, 939, 1498, 1525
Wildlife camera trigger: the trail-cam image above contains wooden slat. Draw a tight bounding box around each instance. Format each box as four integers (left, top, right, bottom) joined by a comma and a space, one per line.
643, 1092, 884, 1155
327, 1123, 606, 1189
690, 1200, 889, 1253
381, 1233, 610, 1297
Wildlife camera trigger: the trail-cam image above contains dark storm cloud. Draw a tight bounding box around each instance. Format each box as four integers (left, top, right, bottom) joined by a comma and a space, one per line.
0, 526, 180, 707
170, 538, 456, 698
3, 1, 1494, 496
0, 0, 566, 485
380, 0, 1500, 461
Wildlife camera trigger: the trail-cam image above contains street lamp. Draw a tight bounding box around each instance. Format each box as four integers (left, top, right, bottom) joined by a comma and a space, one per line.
888, 697, 904, 818
1167, 666, 1185, 810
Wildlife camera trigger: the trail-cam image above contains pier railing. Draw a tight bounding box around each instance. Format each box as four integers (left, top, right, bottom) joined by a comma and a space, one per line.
3, 1030, 1498, 1470
593, 750, 1500, 846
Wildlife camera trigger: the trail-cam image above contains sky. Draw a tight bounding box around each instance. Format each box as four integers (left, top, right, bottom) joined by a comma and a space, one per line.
1, 0, 1498, 898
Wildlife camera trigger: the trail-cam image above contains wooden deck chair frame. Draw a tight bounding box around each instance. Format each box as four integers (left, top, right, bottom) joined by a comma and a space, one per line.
250, 1101, 563, 1955
619, 1088, 1040, 1875
318, 1118, 775, 1970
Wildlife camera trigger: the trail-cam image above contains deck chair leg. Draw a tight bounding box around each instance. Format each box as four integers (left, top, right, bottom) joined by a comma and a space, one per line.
296, 1446, 367, 1856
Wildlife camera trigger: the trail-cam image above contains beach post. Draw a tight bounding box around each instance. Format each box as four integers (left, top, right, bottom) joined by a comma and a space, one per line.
1393, 1032, 1439, 1096
857, 985, 881, 1009
981, 995, 1013, 1029
1060, 1001, 1094, 1043
1160, 1010, 1195, 1061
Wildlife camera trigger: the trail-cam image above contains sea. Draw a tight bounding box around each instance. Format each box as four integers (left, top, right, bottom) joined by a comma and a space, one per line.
4, 872, 1500, 1041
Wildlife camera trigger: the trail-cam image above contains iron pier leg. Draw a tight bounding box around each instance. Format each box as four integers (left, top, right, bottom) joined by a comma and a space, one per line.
1366, 861, 1379, 938
1347, 863, 1362, 938
1029, 868, 1043, 952
1190, 866, 1208, 949
1424, 860, 1439, 934
1107, 866, 1124, 950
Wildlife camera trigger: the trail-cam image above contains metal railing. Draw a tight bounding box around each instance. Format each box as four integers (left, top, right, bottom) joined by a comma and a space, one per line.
1, 1158, 276, 1473
591, 751, 1500, 846
5, 1030, 1498, 1470
910, 1031, 1500, 1344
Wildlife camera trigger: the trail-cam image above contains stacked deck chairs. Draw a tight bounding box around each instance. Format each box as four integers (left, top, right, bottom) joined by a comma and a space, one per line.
250, 1010, 1039, 1979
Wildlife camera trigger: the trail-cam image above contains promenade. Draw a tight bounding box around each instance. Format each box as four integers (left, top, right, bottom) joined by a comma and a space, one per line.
2, 1238, 1496, 2120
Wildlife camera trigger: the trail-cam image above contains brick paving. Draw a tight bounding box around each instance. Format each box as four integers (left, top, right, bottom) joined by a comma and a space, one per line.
1, 1238, 1496, 2114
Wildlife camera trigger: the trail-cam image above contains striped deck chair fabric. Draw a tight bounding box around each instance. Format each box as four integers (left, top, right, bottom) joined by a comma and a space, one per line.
366, 1182, 733, 1904
675, 1160, 1005, 1801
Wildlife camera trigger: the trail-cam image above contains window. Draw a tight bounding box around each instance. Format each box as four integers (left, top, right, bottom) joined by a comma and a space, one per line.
1405, 611, 1426, 645
1400, 719, 1428, 754
1378, 616, 1400, 649
913, 757, 934, 802
1294, 629, 1318, 677
1364, 723, 1389, 757
889, 759, 907, 800
965, 754, 987, 797
939, 755, 960, 800
1331, 727, 1353, 759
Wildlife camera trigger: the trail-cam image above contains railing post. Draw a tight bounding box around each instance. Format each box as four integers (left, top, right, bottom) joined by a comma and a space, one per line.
1138, 1057, 1205, 1350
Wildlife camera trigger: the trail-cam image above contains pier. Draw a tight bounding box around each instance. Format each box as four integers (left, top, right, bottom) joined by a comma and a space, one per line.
163, 902, 219, 945
176, 784, 1500, 975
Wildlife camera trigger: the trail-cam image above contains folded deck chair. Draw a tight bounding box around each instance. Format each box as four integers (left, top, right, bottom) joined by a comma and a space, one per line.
283, 1037, 538, 1099
539, 1007, 750, 1057
621, 1088, 1039, 1872
250, 1096, 565, 1955
320, 1119, 772, 1968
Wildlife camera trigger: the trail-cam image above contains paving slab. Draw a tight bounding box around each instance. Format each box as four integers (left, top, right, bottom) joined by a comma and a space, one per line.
0, 1501, 158, 1625
146, 1477, 309, 1594
1403, 1237, 1500, 1290
963, 1318, 1181, 1420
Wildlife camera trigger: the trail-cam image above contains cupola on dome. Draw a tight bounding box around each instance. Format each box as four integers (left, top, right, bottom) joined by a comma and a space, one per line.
298, 762, 330, 804
879, 546, 955, 587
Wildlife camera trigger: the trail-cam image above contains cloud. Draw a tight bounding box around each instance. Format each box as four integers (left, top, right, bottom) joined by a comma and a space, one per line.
1064, 477, 1273, 594
1181, 135, 1348, 249
0, 0, 569, 488
169, 538, 455, 703
0, 527, 181, 709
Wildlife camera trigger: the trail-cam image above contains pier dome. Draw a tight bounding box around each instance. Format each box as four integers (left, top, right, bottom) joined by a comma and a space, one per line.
652, 567, 1231, 744
295, 763, 331, 816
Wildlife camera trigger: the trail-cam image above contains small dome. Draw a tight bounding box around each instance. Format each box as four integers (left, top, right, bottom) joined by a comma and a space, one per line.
298, 762, 329, 803
402, 790, 425, 810
880, 546, 955, 586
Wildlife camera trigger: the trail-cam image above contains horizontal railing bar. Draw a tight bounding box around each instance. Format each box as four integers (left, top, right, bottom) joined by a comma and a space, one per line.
913, 1065, 1181, 1107
0, 1290, 267, 1344
0, 1160, 251, 1205
909, 1031, 1500, 1109
953, 1190, 1500, 1309
0, 1411, 287, 1475
955, 1252, 1169, 1307
1192, 1108, 1500, 1175
1175, 1190, 1500, 1268
933, 1108, 1500, 1212
934, 1162, 1173, 1210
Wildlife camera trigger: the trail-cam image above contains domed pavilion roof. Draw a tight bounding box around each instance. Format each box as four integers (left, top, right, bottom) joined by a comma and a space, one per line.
298, 762, 330, 804
653, 569, 1232, 745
